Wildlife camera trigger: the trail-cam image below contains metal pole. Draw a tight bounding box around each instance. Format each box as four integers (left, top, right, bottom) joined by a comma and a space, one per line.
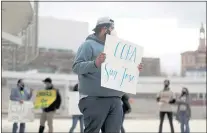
24, 30, 28, 63
34, 1, 39, 56
12, 45, 17, 71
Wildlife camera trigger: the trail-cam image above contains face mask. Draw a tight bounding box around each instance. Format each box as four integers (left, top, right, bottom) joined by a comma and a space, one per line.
45, 84, 52, 89
105, 28, 111, 35
182, 90, 187, 94
164, 83, 169, 88
19, 83, 24, 89
110, 30, 117, 36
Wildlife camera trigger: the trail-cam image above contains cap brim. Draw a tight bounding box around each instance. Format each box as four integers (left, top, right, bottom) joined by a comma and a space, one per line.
92, 28, 96, 31
42, 80, 46, 83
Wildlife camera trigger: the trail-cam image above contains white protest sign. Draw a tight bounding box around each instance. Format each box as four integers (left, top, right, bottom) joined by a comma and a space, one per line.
68, 92, 82, 115
8, 101, 34, 122
101, 35, 143, 94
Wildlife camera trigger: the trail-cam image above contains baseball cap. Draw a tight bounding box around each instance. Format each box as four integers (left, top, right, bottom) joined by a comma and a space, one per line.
43, 77, 52, 83
92, 17, 114, 31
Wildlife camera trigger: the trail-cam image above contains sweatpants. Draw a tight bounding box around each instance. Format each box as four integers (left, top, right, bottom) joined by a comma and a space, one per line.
40, 111, 55, 133
79, 97, 123, 133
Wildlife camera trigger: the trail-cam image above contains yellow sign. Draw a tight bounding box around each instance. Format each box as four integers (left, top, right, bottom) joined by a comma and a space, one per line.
34, 90, 56, 109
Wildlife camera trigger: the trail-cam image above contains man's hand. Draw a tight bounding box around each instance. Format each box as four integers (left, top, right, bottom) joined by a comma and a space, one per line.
30, 88, 34, 93
19, 100, 24, 104
95, 53, 106, 68
137, 63, 143, 72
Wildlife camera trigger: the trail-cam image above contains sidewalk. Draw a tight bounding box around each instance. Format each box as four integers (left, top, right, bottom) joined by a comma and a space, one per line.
2, 118, 206, 132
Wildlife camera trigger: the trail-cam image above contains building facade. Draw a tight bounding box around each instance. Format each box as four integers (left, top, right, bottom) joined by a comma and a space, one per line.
140, 57, 161, 76
181, 23, 206, 77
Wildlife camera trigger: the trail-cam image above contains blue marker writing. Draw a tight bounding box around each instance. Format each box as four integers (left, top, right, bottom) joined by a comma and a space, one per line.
120, 67, 135, 87
114, 42, 122, 57
104, 63, 118, 82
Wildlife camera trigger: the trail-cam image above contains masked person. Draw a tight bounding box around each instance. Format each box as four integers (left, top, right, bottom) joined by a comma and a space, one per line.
69, 84, 84, 133
72, 17, 142, 133
10, 79, 33, 133
121, 93, 132, 133
38, 78, 61, 133
156, 79, 176, 133
176, 87, 191, 133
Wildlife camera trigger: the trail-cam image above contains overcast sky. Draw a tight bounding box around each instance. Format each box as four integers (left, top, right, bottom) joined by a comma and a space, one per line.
37, 2, 206, 74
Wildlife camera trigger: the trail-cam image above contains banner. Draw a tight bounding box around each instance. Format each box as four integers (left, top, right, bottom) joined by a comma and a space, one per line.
34, 90, 56, 109
101, 35, 143, 94
8, 101, 34, 122
68, 92, 82, 115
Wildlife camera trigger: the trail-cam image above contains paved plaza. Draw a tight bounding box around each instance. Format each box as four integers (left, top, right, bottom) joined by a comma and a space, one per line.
2, 118, 206, 132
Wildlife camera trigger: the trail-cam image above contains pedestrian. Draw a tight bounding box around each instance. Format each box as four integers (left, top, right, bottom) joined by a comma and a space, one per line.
10, 79, 33, 133
121, 93, 132, 133
69, 83, 84, 133
72, 17, 142, 133
156, 79, 176, 133
176, 87, 191, 133
38, 78, 62, 133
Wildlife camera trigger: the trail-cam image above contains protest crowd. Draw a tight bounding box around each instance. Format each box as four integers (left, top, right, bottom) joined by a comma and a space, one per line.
9, 17, 192, 133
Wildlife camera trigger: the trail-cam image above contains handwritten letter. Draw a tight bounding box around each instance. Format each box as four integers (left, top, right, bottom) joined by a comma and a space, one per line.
101, 35, 143, 94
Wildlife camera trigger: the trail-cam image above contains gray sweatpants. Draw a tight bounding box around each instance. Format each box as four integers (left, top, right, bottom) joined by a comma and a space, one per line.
79, 97, 123, 133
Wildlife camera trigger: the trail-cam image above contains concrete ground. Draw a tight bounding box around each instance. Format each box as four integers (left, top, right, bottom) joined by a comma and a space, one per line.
2, 118, 206, 132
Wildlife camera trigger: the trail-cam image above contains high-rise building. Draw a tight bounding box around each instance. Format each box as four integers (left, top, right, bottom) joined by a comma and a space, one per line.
181, 23, 206, 77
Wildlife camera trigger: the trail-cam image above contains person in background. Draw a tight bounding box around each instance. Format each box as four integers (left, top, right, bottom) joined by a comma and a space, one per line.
69, 83, 84, 133
156, 79, 176, 133
121, 93, 132, 133
38, 78, 62, 133
176, 87, 191, 133
72, 16, 143, 133
10, 79, 33, 133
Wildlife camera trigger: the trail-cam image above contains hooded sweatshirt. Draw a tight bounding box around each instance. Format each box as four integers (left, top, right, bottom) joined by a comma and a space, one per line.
72, 34, 124, 97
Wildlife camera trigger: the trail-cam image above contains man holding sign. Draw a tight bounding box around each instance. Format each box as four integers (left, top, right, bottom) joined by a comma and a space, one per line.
38, 78, 62, 133
73, 17, 142, 133
10, 79, 33, 133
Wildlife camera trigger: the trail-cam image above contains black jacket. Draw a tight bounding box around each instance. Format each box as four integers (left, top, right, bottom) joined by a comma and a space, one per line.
43, 88, 61, 112
122, 94, 131, 114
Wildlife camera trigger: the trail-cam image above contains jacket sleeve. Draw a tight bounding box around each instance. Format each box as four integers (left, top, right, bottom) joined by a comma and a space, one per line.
27, 90, 33, 100
169, 92, 176, 104
55, 90, 61, 109
72, 42, 99, 75
156, 91, 161, 102
10, 88, 20, 101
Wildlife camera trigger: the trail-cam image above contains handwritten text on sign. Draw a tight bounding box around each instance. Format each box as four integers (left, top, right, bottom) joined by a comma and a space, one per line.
8, 101, 34, 122
34, 90, 56, 109
101, 35, 143, 94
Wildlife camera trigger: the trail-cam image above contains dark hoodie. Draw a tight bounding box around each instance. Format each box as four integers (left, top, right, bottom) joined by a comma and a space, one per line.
72, 34, 124, 97
43, 85, 62, 112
